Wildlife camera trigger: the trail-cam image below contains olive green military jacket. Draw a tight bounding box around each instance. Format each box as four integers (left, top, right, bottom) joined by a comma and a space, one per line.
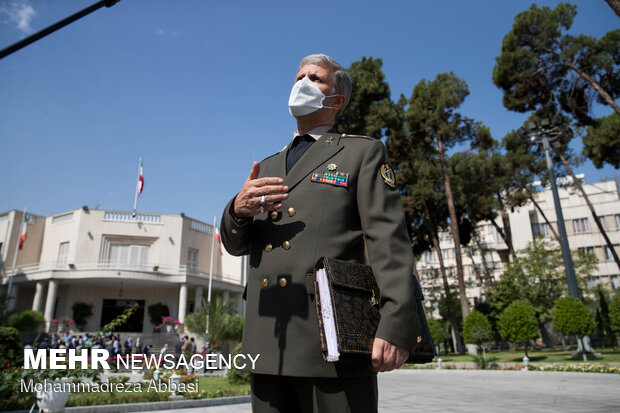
220, 132, 420, 378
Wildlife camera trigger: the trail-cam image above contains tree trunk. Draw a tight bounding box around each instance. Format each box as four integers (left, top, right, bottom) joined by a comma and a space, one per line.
565, 61, 620, 115
553, 148, 620, 273
577, 336, 588, 362
604, 0, 620, 18
524, 341, 529, 358
538, 320, 553, 348
437, 135, 469, 320
425, 206, 465, 354
495, 194, 517, 260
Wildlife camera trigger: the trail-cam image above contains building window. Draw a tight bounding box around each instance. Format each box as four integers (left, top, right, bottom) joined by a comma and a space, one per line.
611, 275, 619, 289
188, 249, 199, 272
57, 242, 69, 267
604, 246, 615, 261
532, 222, 550, 237
578, 246, 596, 258
586, 276, 600, 289
108, 244, 149, 268
615, 214, 620, 229
572, 218, 590, 234
597, 216, 606, 230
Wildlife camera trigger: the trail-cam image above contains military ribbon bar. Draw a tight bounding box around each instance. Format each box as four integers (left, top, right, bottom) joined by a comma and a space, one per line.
311, 172, 349, 187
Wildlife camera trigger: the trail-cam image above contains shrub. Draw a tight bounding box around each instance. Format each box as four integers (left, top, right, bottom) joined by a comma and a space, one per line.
463, 311, 492, 351
610, 294, 620, 334
72, 302, 94, 330
552, 296, 596, 361
0, 327, 23, 369
498, 300, 538, 357
427, 318, 447, 354
8, 310, 44, 332
227, 342, 250, 384
147, 303, 170, 326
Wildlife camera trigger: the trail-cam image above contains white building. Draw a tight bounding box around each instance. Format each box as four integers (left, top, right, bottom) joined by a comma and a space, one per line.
0, 208, 245, 333
417, 178, 620, 313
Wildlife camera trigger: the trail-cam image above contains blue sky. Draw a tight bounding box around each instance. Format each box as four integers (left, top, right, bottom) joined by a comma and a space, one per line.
1, 0, 618, 224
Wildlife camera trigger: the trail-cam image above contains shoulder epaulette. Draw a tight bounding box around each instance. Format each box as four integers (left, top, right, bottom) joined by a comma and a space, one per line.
340, 134, 374, 140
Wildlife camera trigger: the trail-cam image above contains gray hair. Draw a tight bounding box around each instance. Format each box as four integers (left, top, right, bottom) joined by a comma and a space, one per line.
298, 54, 352, 117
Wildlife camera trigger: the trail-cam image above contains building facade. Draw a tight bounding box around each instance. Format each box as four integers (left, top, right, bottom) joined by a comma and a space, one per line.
417, 178, 620, 316
0, 208, 245, 333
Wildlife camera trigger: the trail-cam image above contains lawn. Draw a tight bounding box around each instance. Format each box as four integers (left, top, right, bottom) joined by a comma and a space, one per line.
434, 347, 620, 364
67, 375, 249, 407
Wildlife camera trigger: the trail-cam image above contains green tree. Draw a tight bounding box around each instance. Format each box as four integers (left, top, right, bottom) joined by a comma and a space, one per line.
493, 3, 620, 119
0, 327, 23, 370
427, 318, 447, 355
71, 302, 93, 330
335, 56, 400, 139
552, 296, 596, 361
605, 0, 620, 18
609, 294, 620, 336
595, 286, 617, 350
498, 300, 539, 357
147, 302, 169, 326
184, 296, 244, 347
489, 240, 565, 343
8, 310, 44, 332
584, 114, 620, 169
462, 310, 492, 353
404, 72, 492, 320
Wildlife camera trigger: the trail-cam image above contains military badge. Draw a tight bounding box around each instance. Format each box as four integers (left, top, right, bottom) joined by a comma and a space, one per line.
327, 163, 337, 171
380, 163, 396, 188
311, 172, 349, 187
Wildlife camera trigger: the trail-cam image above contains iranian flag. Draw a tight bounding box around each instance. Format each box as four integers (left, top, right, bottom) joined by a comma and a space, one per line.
18, 214, 28, 250
137, 159, 145, 198
215, 227, 222, 255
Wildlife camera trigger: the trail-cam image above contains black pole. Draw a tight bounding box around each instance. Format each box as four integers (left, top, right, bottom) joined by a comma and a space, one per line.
0, 0, 120, 60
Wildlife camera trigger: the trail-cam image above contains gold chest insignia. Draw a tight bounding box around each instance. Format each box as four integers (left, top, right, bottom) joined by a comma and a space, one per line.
380, 163, 396, 188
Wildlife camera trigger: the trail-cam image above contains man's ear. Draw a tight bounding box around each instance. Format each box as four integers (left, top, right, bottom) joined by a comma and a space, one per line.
331, 94, 346, 112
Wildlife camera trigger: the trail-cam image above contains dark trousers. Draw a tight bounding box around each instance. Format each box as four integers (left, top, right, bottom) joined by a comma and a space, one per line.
250, 373, 378, 413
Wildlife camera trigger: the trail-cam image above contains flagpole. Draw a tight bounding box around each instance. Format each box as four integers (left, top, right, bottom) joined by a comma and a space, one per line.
132, 157, 142, 218
205, 216, 216, 338
6, 207, 26, 311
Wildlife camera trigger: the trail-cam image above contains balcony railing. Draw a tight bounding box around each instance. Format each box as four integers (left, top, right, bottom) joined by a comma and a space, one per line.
5, 261, 241, 285
103, 211, 162, 224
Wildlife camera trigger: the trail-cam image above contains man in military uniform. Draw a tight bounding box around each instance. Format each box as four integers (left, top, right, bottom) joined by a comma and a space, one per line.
221, 54, 420, 412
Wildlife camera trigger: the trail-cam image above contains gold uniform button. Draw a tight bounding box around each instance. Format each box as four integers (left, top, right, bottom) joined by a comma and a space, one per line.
271, 211, 279, 220
287, 207, 296, 217
279, 278, 288, 288
417, 336, 422, 343
261, 278, 269, 288
232, 229, 238, 234
265, 244, 273, 252
282, 241, 291, 250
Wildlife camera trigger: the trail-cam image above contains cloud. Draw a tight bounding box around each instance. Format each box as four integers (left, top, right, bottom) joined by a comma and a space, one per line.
155, 27, 179, 37
0, 0, 37, 34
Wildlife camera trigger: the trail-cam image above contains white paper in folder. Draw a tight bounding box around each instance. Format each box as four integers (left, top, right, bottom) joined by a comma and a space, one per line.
316, 268, 340, 362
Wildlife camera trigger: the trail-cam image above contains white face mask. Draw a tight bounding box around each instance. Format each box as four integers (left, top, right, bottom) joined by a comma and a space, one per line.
288, 76, 338, 117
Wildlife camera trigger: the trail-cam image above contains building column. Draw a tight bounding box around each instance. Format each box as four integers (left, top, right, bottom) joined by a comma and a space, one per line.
32, 281, 45, 312
194, 287, 204, 313
7, 284, 19, 312
178, 284, 188, 324
44, 280, 58, 332
223, 290, 230, 302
